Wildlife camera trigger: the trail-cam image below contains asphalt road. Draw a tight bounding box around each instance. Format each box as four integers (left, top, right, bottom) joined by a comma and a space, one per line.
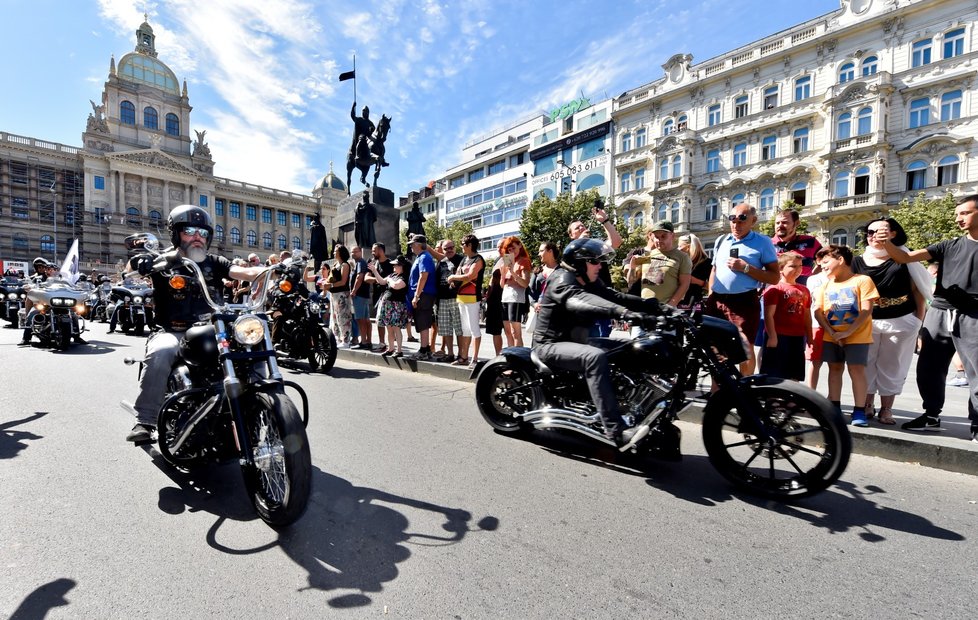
1, 321, 976, 619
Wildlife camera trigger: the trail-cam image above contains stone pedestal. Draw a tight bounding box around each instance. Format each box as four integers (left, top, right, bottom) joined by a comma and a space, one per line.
334, 186, 400, 255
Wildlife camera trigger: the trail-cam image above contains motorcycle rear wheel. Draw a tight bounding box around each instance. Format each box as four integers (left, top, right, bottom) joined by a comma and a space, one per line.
702, 378, 851, 500
240, 392, 311, 528
474, 360, 540, 434
308, 326, 337, 372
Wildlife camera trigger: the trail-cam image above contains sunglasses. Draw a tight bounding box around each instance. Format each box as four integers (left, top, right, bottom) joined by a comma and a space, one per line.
727, 214, 750, 222
585, 258, 606, 266
181, 226, 211, 239
867, 228, 884, 234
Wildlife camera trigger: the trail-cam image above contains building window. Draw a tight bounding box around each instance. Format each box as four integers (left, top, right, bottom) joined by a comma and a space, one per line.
13, 233, 29, 250
633, 211, 644, 229
662, 120, 674, 136
912, 38, 932, 67
676, 115, 688, 131
837, 112, 852, 140
628, 129, 643, 150
733, 143, 747, 167
40, 235, 55, 253
705, 198, 719, 221
291, 213, 300, 228
277, 210, 286, 226
734, 95, 748, 118
449, 175, 464, 189
906, 160, 927, 190
215, 225, 225, 243
938, 156, 959, 186
835, 171, 849, 197
126, 207, 141, 227
794, 76, 811, 101
165, 113, 179, 136
144, 107, 158, 130
761, 135, 777, 160
708, 104, 721, 127
670, 202, 680, 223
706, 149, 720, 173
93, 207, 106, 224
941, 90, 962, 121
149, 210, 162, 227
120, 101, 135, 125
94, 175, 105, 190
659, 157, 669, 180
261, 207, 272, 223
278, 234, 287, 250
793, 128, 809, 153
671, 155, 682, 179
199, 195, 208, 208
759, 188, 775, 214
246, 205, 257, 221
909, 98, 930, 128
468, 168, 485, 183
292, 236, 301, 250
862, 55, 878, 76
763, 86, 778, 109
658, 204, 668, 221
791, 182, 807, 206
944, 28, 965, 59
230, 228, 241, 245
247, 230, 257, 247
634, 169, 645, 190
620, 172, 631, 193
230, 202, 241, 218
857, 107, 873, 135
838, 62, 855, 84
509, 152, 525, 168
831, 228, 849, 246
487, 160, 506, 176
854, 166, 870, 195
732, 193, 745, 207
215, 199, 225, 216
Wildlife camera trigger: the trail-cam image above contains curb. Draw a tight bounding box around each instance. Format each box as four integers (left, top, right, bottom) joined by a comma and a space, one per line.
334, 347, 978, 476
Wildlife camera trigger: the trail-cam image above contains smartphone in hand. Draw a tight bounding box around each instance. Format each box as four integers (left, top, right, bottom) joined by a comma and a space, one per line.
730, 248, 739, 258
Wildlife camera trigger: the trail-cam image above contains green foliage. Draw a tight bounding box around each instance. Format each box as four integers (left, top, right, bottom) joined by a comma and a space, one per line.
757, 200, 810, 237
398, 218, 473, 257
518, 188, 609, 260
610, 224, 647, 290
888, 191, 958, 250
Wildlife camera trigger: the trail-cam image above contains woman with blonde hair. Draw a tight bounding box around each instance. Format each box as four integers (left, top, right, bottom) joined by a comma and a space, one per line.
678, 233, 711, 308
497, 236, 532, 347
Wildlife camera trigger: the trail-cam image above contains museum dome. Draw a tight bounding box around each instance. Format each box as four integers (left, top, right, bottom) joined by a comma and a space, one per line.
314, 161, 347, 192
117, 53, 180, 95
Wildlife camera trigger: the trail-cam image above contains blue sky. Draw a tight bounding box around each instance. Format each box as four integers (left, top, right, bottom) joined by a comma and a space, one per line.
1, 0, 839, 196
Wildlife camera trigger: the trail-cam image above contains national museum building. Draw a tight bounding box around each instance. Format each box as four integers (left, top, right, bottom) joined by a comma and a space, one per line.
0, 18, 342, 273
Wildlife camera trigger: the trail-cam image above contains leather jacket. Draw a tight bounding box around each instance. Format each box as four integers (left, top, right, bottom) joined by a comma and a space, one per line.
533, 266, 657, 345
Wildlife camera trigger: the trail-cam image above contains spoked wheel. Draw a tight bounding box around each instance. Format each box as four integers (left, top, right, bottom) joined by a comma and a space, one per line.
702, 378, 851, 500
474, 360, 540, 434
157, 392, 214, 469
308, 326, 337, 372
240, 392, 311, 528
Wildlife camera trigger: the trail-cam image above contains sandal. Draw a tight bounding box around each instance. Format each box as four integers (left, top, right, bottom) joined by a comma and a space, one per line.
877, 407, 896, 425
864, 405, 876, 420
450, 357, 469, 366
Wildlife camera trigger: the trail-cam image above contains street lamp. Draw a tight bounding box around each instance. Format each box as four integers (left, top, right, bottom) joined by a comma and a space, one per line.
48, 181, 58, 263
555, 159, 575, 195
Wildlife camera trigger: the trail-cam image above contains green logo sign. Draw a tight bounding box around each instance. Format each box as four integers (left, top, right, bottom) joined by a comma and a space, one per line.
549, 96, 591, 123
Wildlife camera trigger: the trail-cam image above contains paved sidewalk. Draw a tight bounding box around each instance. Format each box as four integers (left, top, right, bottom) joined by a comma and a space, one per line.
335, 324, 978, 476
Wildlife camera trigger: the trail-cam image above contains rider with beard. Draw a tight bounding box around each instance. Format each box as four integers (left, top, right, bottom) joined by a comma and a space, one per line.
533, 238, 665, 446
124, 205, 267, 443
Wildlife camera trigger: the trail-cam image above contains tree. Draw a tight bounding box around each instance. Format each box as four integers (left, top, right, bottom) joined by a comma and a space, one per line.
398, 218, 473, 256
757, 199, 810, 237
518, 188, 609, 259
887, 191, 958, 250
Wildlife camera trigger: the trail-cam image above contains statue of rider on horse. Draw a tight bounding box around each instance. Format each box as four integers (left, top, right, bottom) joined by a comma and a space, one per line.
346, 102, 391, 193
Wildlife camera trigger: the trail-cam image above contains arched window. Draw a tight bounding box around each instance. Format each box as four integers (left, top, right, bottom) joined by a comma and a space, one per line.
662, 119, 674, 136
215, 225, 225, 243
733, 143, 747, 167
635, 128, 647, 148
149, 210, 162, 230
854, 166, 871, 195
576, 174, 604, 191
292, 236, 301, 250
230, 227, 241, 245
906, 160, 927, 191
165, 113, 180, 136
705, 198, 719, 221
791, 182, 807, 206
262, 232, 272, 249
734, 95, 748, 118
759, 188, 775, 213
831, 228, 849, 246
793, 127, 809, 153
837, 112, 852, 140
657, 204, 668, 221
633, 211, 644, 229
659, 158, 669, 180
671, 155, 682, 179
670, 202, 680, 222
40, 235, 55, 253
762, 135, 777, 160
835, 171, 850, 197
621, 213, 631, 229
278, 234, 287, 250
909, 97, 930, 128
861, 55, 878, 76
144, 107, 158, 130
944, 27, 965, 59
941, 90, 962, 121
938, 155, 959, 186
126, 207, 141, 227
247, 230, 257, 247
857, 107, 873, 135
120, 101, 136, 125
731, 193, 745, 208
676, 114, 688, 131
621, 132, 632, 151
794, 75, 811, 101
838, 62, 855, 84
634, 169, 645, 190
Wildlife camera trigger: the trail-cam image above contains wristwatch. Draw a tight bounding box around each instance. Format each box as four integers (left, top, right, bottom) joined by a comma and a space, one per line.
742, 264, 750, 274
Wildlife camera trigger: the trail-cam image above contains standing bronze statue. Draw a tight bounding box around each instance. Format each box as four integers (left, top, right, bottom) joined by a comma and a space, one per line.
406, 201, 426, 237
353, 190, 377, 249
345, 102, 392, 192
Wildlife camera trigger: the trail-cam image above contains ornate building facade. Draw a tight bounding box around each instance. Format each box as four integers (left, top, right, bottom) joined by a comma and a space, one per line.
0, 18, 342, 273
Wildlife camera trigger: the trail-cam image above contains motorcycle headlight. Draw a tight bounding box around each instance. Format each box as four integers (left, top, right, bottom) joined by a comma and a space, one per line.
133, 296, 143, 304
51, 297, 73, 307
75, 304, 87, 315
233, 315, 265, 346
6, 293, 16, 300
19, 293, 26, 299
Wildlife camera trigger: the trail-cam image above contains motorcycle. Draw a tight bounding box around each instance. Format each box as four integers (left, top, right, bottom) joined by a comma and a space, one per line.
268, 258, 337, 372
123, 234, 312, 527
110, 284, 155, 335
85, 281, 112, 323
21, 279, 88, 350
1, 276, 27, 327
472, 307, 851, 500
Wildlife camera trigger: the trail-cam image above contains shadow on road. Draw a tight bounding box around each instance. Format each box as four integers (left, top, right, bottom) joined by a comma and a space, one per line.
0, 412, 48, 460
321, 366, 380, 380
8, 577, 76, 620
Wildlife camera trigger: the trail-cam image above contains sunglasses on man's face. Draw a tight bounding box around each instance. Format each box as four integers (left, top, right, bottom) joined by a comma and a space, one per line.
181, 226, 210, 239
585, 258, 606, 266
727, 213, 750, 222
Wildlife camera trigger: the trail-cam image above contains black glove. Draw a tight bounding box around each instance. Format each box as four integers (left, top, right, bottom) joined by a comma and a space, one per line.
133, 254, 154, 276
621, 310, 647, 326
640, 297, 661, 315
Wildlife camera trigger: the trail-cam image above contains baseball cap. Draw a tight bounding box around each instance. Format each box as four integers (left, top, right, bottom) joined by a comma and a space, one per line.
651, 221, 674, 234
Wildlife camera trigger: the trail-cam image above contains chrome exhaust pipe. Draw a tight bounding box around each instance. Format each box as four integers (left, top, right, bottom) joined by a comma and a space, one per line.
522, 407, 599, 424
532, 417, 616, 446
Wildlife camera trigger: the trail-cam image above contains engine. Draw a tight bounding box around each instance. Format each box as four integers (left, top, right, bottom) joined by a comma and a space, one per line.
614, 371, 675, 420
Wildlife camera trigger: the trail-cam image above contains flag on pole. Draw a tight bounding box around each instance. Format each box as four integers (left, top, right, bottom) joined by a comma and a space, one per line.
338, 70, 356, 81
59, 239, 80, 285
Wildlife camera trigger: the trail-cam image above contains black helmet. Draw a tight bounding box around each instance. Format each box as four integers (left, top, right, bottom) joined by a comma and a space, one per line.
561, 238, 614, 275
167, 205, 213, 249
33, 257, 48, 270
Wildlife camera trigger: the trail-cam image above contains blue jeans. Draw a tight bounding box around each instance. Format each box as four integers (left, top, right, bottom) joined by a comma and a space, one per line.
132, 331, 181, 426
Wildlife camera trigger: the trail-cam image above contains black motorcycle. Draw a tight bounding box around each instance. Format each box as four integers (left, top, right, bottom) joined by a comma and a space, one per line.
473, 308, 851, 500
269, 259, 337, 372
1, 276, 27, 327
111, 284, 155, 335
22, 279, 87, 350
124, 235, 312, 527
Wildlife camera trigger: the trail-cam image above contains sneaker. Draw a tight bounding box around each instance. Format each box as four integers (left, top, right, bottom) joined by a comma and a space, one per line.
946, 373, 968, 387
337, 342, 352, 349
126, 424, 155, 443
850, 411, 869, 428
901, 414, 941, 432
17, 339, 31, 347
410, 351, 432, 361
73, 336, 87, 344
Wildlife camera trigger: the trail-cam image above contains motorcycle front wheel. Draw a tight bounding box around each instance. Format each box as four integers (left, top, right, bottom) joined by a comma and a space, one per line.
134, 315, 145, 336
240, 391, 311, 528
474, 359, 540, 434
702, 378, 851, 500
157, 392, 212, 469
308, 325, 337, 372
